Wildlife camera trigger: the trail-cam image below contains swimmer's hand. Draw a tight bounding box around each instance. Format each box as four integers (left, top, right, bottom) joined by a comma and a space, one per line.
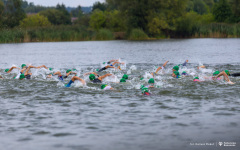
228, 81, 235, 84
212, 77, 216, 80
46, 75, 52, 78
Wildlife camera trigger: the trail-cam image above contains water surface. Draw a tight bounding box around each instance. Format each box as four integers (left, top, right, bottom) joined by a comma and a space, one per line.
0, 39, 240, 150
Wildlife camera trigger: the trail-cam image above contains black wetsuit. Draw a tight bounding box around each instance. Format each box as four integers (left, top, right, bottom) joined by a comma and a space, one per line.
230, 73, 240, 77
98, 67, 107, 72
92, 78, 102, 83
25, 74, 31, 79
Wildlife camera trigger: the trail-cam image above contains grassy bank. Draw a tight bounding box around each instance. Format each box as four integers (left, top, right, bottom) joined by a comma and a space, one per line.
0, 23, 239, 43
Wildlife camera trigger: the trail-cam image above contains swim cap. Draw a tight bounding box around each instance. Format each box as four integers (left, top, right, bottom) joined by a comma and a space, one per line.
182, 71, 186, 74
89, 74, 95, 80
73, 69, 77, 71
213, 71, 220, 76
120, 78, 126, 82
142, 87, 149, 93
148, 78, 154, 84
225, 70, 230, 76
66, 69, 72, 73
103, 62, 106, 64
194, 77, 199, 80
174, 71, 180, 76
21, 64, 26, 68
122, 74, 128, 80
96, 69, 99, 72
19, 74, 25, 80
140, 77, 144, 80
101, 84, 107, 89
173, 66, 179, 71
5, 69, 9, 72
49, 68, 53, 71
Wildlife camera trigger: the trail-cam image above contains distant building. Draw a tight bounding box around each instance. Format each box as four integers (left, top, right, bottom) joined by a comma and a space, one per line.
71, 17, 78, 23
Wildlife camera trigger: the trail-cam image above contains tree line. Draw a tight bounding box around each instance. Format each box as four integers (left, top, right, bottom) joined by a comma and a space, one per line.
0, 0, 240, 42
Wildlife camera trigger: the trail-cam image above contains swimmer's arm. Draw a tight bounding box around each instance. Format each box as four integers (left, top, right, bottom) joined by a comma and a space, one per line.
46, 75, 52, 78
105, 65, 115, 69
151, 72, 154, 77
98, 73, 113, 80
112, 62, 124, 66
36, 65, 48, 69
65, 71, 72, 77
215, 71, 235, 84
162, 60, 169, 68
24, 66, 32, 75
84, 72, 98, 76
155, 61, 169, 73
78, 78, 86, 85
182, 60, 188, 66
7, 66, 20, 73
155, 67, 162, 74
20, 68, 26, 73
108, 59, 119, 63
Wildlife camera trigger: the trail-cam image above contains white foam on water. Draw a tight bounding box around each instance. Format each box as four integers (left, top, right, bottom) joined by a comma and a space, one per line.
130, 65, 137, 71
73, 81, 85, 87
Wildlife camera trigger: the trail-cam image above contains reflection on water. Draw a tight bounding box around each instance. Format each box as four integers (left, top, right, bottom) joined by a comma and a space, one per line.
0, 39, 240, 150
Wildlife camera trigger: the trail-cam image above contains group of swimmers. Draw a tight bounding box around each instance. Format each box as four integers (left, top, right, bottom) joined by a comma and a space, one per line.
1, 59, 239, 96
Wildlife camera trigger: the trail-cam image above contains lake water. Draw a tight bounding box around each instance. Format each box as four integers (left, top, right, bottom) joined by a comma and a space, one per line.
0, 39, 240, 150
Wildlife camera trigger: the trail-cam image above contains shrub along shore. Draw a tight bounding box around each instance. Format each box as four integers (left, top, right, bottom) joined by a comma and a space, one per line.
0, 23, 240, 43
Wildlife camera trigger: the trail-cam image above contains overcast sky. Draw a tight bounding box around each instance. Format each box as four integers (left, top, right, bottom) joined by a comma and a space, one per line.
26, 0, 105, 7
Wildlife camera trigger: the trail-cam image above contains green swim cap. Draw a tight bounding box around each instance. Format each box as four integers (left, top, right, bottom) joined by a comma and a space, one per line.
66, 69, 72, 73
122, 74, 128, 80
148, 78, 154, 84
49, 68, 53, 71
182, 71, 186, 74
173, 66, 179, 71
89, 74, 95, 80
225, 70, 230, 76
73, 69, 77, 71
120, 78, 126, 82
5, 69, 9, 72
96, 69, 99, 72
142, 87, 149, 93
140, 77, 144, 80
21, 64, 26, 68
19, 74, 25, 80
174, 71, 180, 76
213, 71, 220, 76
101, 84, 107, 89
194, 77, 199, 79
103, 62, 106, 64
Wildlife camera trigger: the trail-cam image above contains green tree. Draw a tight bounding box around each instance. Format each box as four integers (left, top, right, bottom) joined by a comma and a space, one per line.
19, 14, 51, 28
176, 12, 200, 37
186, 0, 194, 12
147, 15, 169, 37
213, 0, 232, 22
193, 0, 209, 15
203, 0, 214, 9
71, 5, 83, 18
56, 4, 71, 24
89, 9, 106, 30
105, 10, 126, 32
0, 1, 4, 27
77, 14, 90, 27
92, 2, 107, 12
106, 0, 188, 36
40, 9, 71, 25
2, 0, 26, 28
229, 0, 240, 22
